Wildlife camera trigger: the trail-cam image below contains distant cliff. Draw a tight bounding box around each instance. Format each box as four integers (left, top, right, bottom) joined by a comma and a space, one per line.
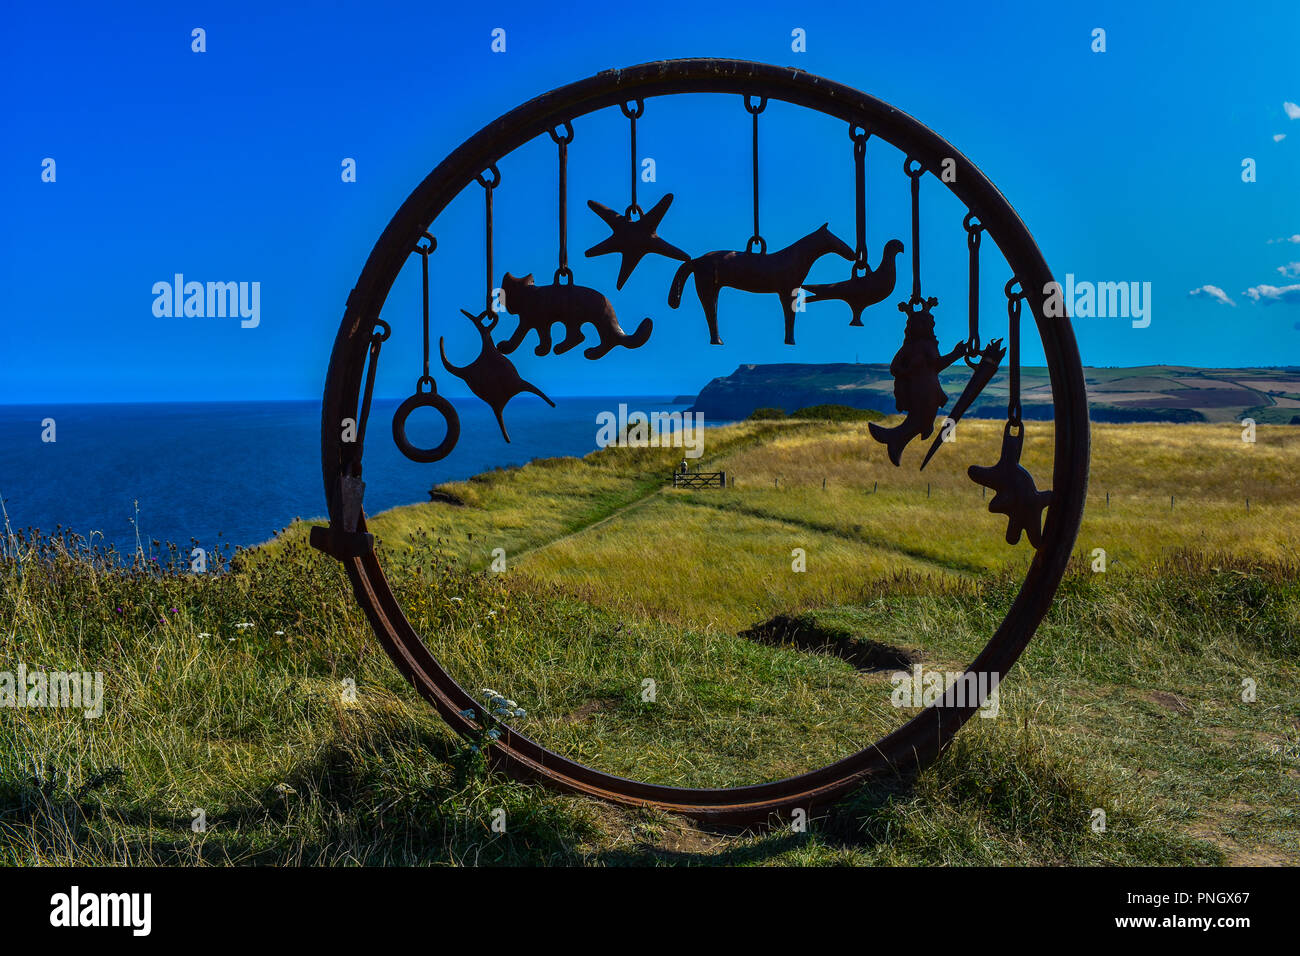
687, 363, 1300, 424
690, 363, 896, 420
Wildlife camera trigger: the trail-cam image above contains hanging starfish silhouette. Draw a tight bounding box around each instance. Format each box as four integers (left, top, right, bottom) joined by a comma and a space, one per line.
584, 193, 690, 289
967, 424, 1053, 548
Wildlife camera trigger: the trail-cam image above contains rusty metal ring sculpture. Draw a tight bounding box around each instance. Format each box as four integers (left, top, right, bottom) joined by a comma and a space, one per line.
315, 59, 1090, 825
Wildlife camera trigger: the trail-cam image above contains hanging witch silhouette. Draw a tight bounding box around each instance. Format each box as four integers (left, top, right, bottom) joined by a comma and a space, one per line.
868, 297, 967, 466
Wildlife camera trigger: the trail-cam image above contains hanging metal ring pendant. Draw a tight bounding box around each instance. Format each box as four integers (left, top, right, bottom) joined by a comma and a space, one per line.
392, 376, 461, 464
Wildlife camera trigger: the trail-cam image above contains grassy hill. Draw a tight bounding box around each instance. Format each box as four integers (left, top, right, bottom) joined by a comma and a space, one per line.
2, 415, 1297, 865
689, 363, 1300, 425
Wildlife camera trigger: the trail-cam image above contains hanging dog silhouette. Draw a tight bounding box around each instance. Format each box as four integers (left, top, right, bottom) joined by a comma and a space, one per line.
441, 308, 554, 442
803, 238, 905, 326
495, 272, 652, 360
668, 224, 854, 345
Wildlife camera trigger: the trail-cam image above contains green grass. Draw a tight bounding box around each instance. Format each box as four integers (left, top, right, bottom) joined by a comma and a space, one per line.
2, 419, 1297, 865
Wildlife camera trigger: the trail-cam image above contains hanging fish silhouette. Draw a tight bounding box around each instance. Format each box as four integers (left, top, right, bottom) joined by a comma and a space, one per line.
919, 337, 1006, 471
585, 194, 690, 289
868, 298, 967, 466
803, 238, 904, 326
441, 309, 555, 442
496, 272, 652, 360
968, 420, 1052, 548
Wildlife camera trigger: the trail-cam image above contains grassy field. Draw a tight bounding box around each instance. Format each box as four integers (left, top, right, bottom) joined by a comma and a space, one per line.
2, 417, 1297, 865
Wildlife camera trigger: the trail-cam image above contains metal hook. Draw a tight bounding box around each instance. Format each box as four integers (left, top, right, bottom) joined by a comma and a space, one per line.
413, 231, 436, 256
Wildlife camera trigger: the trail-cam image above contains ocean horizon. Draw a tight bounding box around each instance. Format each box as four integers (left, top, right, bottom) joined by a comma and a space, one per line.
0, 396, 694, 560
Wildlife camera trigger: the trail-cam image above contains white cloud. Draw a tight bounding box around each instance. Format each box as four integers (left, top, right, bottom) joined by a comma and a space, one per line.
1275, 133, 1288, 142
1243, 283, 1300, 305
1285, 101, 1300, 120
1278, 262, 1300, 278
1267, 234, 1300, 244
1188, 285, 1235, 306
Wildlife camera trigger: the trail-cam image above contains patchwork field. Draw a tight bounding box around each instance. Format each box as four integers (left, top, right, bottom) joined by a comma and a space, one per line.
690, 363, 1300, 424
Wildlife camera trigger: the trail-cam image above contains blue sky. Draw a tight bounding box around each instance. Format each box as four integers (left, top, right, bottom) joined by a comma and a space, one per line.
2, 0, 1298, 404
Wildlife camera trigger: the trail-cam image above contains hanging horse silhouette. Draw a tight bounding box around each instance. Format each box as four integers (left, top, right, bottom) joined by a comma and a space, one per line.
668, 224, 854, 345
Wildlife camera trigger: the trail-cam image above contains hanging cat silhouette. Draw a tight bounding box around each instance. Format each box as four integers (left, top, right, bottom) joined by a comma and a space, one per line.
803, 238, 904, 326
495, 272, 652, 360
668, 223, 854, 345
441, 308, 554, 442
868, 297, 967, 466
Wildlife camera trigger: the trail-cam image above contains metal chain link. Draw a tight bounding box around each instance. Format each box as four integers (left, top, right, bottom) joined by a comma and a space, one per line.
1004, 277, 1027, 426
549, 121, 575, 283
904, 157, 925, 304
745, 95, 767, 253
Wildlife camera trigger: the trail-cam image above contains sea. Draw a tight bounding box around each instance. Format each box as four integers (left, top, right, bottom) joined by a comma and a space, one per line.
0, 396, 691, 561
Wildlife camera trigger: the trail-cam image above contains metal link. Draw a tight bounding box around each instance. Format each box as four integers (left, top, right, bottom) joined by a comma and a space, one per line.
747, 96, 765, 251
349, 318, 391, 476
411, 232, 435, 380
851, 124, 870, 272
963, 211, 984, 366
551, 123, 573, 277
476, 166, 500, 314
1004, 277, 1027, 425
904, 157, 925, 303
626, 100, 640, 218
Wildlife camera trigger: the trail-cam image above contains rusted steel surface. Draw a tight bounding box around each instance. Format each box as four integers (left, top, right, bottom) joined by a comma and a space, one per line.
314, 59, 1090, 825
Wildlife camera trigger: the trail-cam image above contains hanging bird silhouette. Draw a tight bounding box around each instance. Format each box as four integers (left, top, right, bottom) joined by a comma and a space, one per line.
440, 308, 554, 442
967, 421, 1053, 548
868, 298, 967, 466
803, 238, 905, 326
495, 272, 652, 360
669, 224, 854, 346
585, 194, 690, 289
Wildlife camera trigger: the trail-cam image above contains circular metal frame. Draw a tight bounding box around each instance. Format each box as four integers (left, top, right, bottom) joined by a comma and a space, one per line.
319, 59, 1090, 824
